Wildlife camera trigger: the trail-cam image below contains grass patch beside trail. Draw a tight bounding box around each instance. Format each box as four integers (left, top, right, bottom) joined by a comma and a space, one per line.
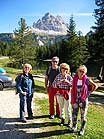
34, 80, 104, 139
35, 80, 46, 94
34, 97, 104, 139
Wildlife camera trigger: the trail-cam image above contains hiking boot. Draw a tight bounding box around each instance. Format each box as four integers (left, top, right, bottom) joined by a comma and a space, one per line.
60, 118, 65, 126
49, 115, 54, 119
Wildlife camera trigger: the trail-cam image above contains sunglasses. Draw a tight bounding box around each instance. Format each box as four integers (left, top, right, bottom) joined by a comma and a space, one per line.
79, 70, 85, 73
61, 67, 68, 70
52, 61, 58, 63
25, 67, 29, 69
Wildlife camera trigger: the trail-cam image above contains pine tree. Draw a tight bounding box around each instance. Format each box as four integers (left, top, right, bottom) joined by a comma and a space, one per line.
59, 15, 78, 68
92, 0, 104, 81
67, 15, 76, 39
65, 15, 88, 71
93, 0, 104, 63
11, 18, 36, 67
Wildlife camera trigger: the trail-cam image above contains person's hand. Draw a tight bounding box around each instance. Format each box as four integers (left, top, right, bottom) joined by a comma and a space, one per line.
32, 91, 34, 97
73, 103, 78, 108
62, 79, 72, 86
22, 92, 27, 96
79, 103, 83, 107
59, 79, 65, 83
45, 87, 48, 92
63, 79, 68, 83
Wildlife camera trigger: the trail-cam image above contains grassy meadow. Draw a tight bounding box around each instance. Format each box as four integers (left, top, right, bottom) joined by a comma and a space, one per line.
34, 96, 104, 139
34, 80, 104, 139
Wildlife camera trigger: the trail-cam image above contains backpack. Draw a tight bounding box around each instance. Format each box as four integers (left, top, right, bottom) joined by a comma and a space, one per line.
15, 74, 24, 95
47, 66, 52, 76
47, 66, 60, 76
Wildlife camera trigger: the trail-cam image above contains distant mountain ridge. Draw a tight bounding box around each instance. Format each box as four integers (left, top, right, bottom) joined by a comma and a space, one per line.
0, 12, 68, 43
32, 12, 68, 35
0, 33, 13, 42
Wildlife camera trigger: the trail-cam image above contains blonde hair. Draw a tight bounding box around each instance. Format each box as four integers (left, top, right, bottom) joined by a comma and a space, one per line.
60, 63, 70, 74
23, 63, 32, 73
77, 65, 87, 74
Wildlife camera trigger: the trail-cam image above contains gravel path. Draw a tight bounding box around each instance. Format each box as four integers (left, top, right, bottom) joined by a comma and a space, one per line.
0, 89, 48, 139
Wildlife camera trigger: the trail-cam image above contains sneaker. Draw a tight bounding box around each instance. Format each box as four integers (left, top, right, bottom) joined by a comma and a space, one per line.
79, 128, 84, 136
27, 115, 33, 120
49, 115, 54, 119
71, 126, 77, 132
20, 118, 27, 123
67, 120, 71, 128
55, 114, 61, 119
60, 118, 65, 126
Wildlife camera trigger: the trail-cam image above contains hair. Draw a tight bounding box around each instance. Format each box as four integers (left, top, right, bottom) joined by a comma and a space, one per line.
60, 63, 70, 74
77, 65, 87, 74
52, 56, 59, 61
23, 63, 32, 73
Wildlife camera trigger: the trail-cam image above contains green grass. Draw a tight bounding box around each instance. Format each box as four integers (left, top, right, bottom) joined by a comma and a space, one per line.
0, 57, 44, 79
33, 80, 104, 139
34, 98, 104, 139
0, 57, 22, 79
34, 81, 104, 139
0, 56, 11, 66
35, 80, 46, 94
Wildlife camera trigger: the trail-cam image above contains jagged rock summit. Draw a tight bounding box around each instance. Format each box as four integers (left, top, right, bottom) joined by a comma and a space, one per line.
31, 12, 68, 35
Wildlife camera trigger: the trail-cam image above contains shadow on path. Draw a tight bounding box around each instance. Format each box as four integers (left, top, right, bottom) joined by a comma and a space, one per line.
0, 116, 71, 139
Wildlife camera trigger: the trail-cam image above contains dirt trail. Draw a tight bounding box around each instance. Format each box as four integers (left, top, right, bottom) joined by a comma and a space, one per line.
0, 90, 48, 139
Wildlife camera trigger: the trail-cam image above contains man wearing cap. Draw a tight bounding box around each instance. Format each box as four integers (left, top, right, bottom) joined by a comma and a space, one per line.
45, 56, 60, 119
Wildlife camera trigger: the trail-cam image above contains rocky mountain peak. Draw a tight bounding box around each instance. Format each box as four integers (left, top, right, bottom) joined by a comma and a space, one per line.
33, 12, 68, 34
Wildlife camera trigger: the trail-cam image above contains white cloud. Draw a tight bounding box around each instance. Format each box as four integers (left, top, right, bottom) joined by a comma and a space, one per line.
23, 12, 93, 17
74, 13, 93, 16
54, 12, 93, 17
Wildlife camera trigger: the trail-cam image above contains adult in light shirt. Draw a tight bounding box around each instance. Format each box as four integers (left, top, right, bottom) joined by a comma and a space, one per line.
52, 63, 73, 127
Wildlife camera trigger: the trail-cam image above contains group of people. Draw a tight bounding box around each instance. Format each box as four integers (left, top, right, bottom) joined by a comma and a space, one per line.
15, 56, 98, 136
45, 56, 98, 136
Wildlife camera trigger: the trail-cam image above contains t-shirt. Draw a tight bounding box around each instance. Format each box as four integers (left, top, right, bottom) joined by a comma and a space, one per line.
77, 79, 82, 101
46, 66, 60, 87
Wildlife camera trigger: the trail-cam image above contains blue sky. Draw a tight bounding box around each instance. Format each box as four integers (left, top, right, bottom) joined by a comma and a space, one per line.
0, 0, 97, 35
